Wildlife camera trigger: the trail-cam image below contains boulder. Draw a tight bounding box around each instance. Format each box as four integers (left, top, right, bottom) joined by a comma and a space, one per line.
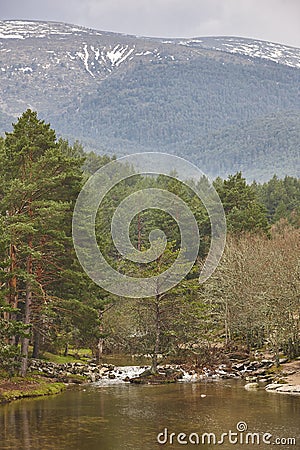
266, 384, 300, 394
253, 368, 267, 376
276, 385, 300, 394
279, 358, 289, 364
244, 382, 259, 390
265, 383, 286, 391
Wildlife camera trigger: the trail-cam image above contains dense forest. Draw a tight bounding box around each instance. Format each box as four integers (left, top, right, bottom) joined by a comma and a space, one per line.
58, 55, 300, 180
0, 110, 299, 377
1, 26, 300, 182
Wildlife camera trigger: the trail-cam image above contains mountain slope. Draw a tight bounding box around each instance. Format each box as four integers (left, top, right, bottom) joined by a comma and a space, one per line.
184, 112, 300, 181
0, 20, 299, 180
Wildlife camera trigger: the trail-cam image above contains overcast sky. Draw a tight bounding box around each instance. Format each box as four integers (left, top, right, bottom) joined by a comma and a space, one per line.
1, 0, 300, 47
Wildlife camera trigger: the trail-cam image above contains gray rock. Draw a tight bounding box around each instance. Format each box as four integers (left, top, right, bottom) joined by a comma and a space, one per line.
279, 358, 289, 364
253, 368, 266, 375
273, 385, 300, 394
261, 359, 275, 366
232, 363, 245, 371
265, 383, 286, 391
244, 382, 259, 390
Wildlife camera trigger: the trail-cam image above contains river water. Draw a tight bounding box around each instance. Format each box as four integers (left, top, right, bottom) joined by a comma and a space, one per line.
0, 377, 299, 450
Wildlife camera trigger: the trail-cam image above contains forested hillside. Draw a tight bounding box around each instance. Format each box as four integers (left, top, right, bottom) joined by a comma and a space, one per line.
0, 21, 299, 181
184, 112, 300, 180
0, 111, 299, 377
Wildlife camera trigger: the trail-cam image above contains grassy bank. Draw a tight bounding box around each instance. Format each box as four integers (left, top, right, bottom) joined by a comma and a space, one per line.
40, 348, 92, 364
0, 376, 65, 404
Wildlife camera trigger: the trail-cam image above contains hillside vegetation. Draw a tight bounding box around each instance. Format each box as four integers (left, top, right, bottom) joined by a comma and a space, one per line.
0, 111, 299, 377
0, 21, 299, 181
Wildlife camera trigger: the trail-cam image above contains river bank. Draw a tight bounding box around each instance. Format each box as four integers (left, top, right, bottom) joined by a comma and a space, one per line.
1, 355, 299, 404
27, 354, 300, 384
0, 376, 65, 404
263, 359, 300, 395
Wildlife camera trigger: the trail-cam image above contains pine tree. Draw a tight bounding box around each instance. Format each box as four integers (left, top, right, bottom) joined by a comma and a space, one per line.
0, 110, 84, 375
215, 172, 270, 234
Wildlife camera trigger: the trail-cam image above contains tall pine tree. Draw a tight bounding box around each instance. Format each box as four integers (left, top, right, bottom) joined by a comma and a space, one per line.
0, 110, 84, 375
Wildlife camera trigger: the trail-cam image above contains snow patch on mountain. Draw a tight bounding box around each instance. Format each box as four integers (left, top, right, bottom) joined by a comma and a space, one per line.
76, 44, 94, 77
0, 20, 299, 77
0, 20, 99, 39
178, 37, 300, 69
106, 45, 135, 66
213, 38, 300, 68
73, 44, 136, 74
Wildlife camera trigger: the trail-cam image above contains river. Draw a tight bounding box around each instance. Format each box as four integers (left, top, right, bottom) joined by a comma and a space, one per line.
0, 378, 299, 449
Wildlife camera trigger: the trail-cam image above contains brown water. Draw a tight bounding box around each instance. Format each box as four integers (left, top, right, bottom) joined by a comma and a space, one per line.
0, 380, 299, 450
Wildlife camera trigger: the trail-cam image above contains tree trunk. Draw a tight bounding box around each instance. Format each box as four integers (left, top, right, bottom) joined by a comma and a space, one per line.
7, 243, 18, 345
31, 237, 45, 359
21, 183, 33, 376
151, 296, 161, 374
95, 338, 104, 364
20, 274, 32, 377
32, 329, 40, 359
95, 308, 104, 364
9, 244, 18, 309
64, 342, 69, 357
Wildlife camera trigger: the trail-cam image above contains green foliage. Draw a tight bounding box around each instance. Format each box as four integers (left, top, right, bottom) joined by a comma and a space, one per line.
1, 33, 300, 181
0, 341, 19, 376
52, 299, 101, 350
254, 175, 300, 226
186, 112, 300, 181
215, 172, 270, 234
0, 110, 298, 376
0, 302, 29, 376
0, 110, 108, 374
52, 56, 300, 181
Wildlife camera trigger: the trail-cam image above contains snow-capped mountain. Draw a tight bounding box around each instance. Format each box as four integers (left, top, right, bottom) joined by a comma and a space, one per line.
0, 20, 299, 181
178, 36, 300, 69
0, 20, 183, 79
1, 21, 300, 78
0, 20, 102, 39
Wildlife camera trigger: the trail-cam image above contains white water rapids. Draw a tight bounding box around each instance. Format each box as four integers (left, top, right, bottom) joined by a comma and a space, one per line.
93, 365, 206, 386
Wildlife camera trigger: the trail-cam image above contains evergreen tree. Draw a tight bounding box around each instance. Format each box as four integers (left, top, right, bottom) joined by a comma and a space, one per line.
215, 172, 270, 234
0, 110, 84, 375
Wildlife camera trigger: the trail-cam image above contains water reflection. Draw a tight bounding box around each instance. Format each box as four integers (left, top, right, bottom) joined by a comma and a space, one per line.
0, 381, 299, 449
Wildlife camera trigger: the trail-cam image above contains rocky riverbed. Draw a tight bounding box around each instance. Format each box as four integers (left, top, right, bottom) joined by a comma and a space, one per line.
27, 357, 300, 394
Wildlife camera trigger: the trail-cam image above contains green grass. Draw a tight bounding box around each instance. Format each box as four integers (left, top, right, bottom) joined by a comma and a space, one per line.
58, 374, 87, 384
40, 349, 92, 364
74, 348, 93, 357
41, 352, 82, 364
0, 380, 66, 403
